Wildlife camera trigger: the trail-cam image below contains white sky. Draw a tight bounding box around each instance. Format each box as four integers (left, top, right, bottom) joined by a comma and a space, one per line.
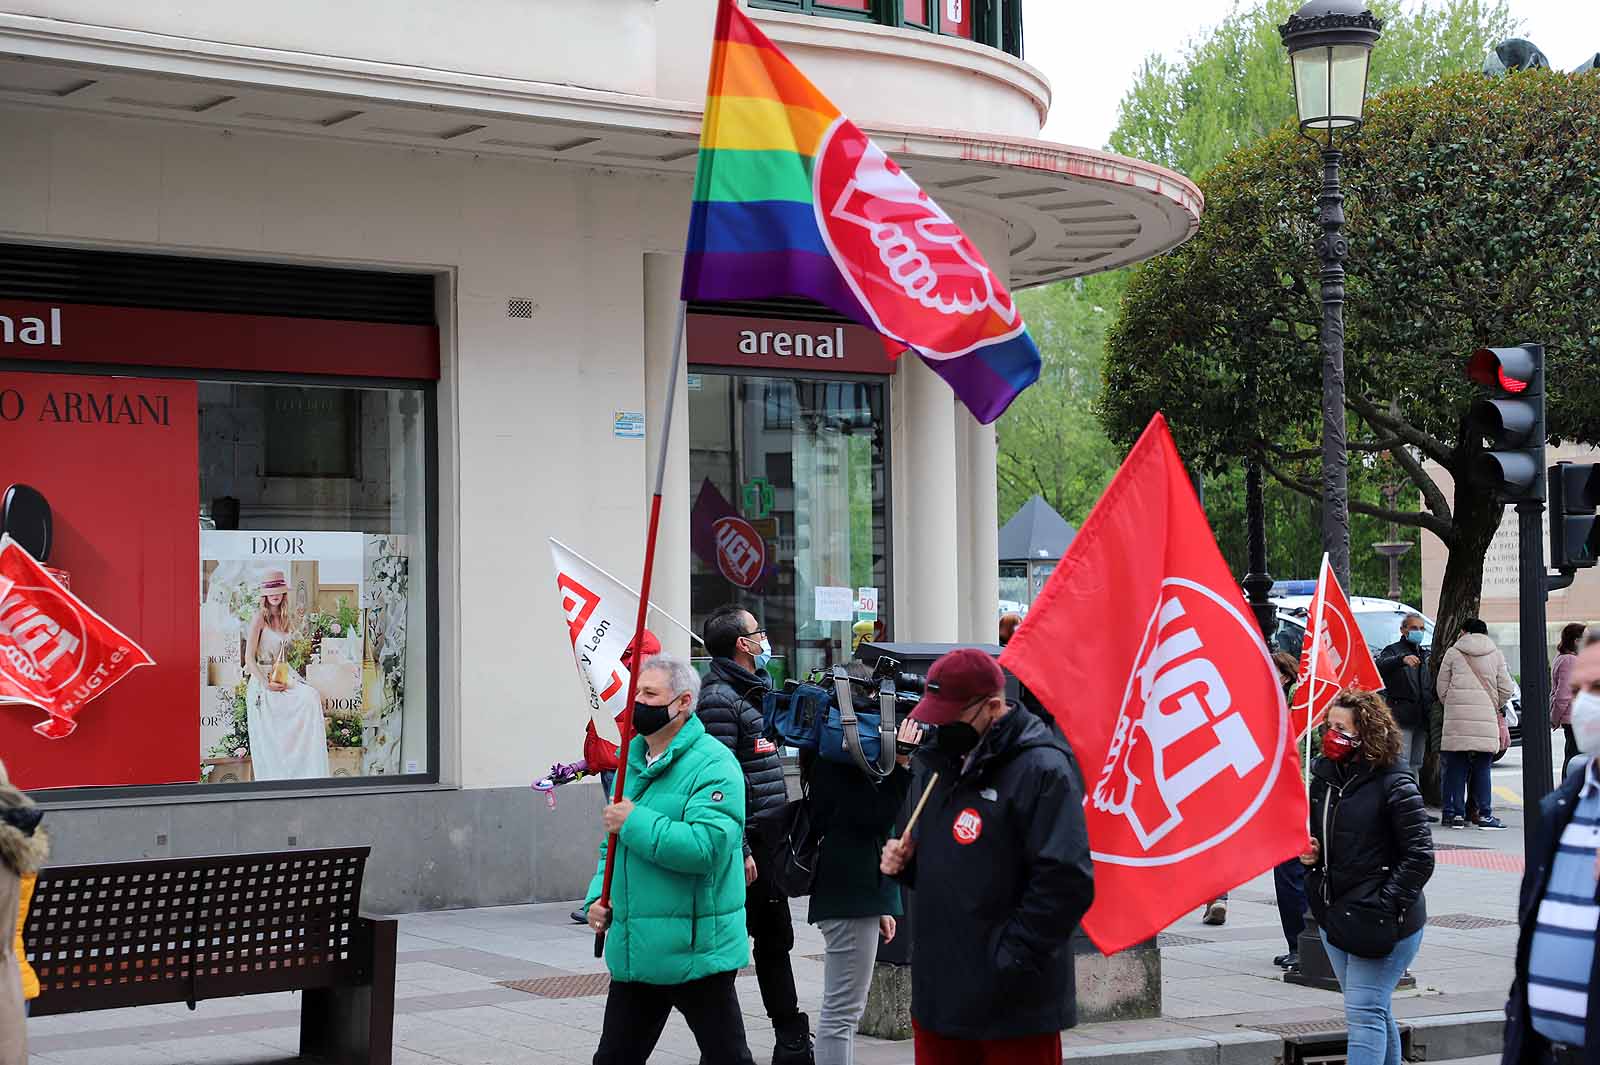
1029, 0, 1600, 154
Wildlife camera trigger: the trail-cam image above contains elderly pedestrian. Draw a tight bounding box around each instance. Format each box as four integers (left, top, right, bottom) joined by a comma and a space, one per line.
1436, 619, 1514, 830
1376, 613, 1433, 772
879, 648, 1094, 1065
1301, 690, 1435, 1065
1551, 623, 1586, 781
1, 757, 48, 1065
584, 654, 754, 1065
1502, 639, 1600, 1065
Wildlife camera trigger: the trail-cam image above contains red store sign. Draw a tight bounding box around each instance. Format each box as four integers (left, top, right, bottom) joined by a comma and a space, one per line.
687, 313, 898, 375
0, 299, 439, 380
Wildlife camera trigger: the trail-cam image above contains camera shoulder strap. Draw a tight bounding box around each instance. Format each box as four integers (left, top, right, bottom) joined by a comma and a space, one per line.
833, 666, 894, 779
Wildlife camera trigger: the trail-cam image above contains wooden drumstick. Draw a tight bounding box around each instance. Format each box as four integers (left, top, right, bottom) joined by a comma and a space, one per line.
902, 772, 940, 837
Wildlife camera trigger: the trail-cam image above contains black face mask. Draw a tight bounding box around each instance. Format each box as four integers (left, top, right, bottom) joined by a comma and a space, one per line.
935, 721, 981, 758
632, 699, 678, 737
935, 699, 991, 758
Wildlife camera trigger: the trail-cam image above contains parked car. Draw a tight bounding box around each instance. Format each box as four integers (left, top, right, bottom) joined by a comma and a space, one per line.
1267, 582, 1522, 759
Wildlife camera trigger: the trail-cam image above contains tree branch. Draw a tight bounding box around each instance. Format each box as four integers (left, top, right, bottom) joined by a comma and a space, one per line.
1346, 393, 1454, 468
1258, 450, 1456, 543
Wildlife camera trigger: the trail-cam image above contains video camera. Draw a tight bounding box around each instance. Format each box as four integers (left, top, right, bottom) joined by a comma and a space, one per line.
764, 652, 932, 778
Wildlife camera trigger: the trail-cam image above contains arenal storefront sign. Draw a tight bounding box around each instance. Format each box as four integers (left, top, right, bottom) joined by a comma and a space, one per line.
687, 313, 898, 374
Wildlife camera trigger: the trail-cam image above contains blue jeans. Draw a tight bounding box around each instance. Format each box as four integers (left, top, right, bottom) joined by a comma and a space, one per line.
1274, 859, 1307, 952
600, 769, 617, 799
1441, 751, 1492, 821
1321, 928, 1423, 1065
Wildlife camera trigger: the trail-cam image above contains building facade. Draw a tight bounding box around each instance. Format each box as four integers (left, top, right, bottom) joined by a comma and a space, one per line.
0, 0, 1200, 909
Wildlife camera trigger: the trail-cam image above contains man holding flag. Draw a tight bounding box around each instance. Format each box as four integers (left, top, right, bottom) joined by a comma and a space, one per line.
878, 648, 1095, 1064
587, 0, 1049, 983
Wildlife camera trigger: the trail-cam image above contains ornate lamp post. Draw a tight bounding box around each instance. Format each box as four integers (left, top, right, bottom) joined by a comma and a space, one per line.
1279, 0, 1383, 593
1278, 3, 1386, 993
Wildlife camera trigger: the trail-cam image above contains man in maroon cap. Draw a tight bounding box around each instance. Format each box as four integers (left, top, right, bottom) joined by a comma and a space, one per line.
880, 648, 1094, 1065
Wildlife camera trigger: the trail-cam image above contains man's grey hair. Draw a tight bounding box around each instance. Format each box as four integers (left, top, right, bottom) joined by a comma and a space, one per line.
1403, 613, 1424, 628
640, 653, 701, 709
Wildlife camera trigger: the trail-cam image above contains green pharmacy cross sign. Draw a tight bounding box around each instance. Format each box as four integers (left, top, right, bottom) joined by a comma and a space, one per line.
741, 477, 775, 519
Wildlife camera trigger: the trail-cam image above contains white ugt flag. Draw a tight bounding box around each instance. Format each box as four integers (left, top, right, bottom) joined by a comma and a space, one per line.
549, 540, 698, 744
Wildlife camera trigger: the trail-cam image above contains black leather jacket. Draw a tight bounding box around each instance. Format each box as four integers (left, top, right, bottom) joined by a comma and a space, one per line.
1306, 757, 1435, 939
696, 658, 788, 859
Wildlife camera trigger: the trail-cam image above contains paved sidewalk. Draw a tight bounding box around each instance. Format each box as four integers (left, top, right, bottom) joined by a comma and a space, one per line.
24, 821, 1525, 1065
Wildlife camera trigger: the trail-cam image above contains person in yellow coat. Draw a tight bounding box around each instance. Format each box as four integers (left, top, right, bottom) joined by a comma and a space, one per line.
0, 756, 48, 1065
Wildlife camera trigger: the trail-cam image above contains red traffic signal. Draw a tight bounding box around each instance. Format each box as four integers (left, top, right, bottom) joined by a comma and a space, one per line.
1468, 346, 1536, 394
1465, 343, 1544, 502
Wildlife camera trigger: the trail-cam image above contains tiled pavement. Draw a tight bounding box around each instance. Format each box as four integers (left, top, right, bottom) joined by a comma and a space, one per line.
24, 825, 1525, 1064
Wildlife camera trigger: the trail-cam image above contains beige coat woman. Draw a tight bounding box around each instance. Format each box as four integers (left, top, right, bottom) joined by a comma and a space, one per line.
1435, 632, 1514, 754
0, 759, 47, 1065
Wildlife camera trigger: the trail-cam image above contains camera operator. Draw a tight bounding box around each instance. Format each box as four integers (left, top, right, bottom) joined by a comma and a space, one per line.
801, 661, 915, 1065
879, 648, 1094, 1065
699, 605, 811, 1063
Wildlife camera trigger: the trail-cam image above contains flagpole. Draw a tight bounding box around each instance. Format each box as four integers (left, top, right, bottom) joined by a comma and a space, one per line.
1305, 553, 1330, 800
548, 538, 704, 645
594, 298, 688, 957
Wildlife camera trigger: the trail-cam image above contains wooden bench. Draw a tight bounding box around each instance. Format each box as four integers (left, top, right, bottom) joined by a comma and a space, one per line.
24, 845, 396, 1065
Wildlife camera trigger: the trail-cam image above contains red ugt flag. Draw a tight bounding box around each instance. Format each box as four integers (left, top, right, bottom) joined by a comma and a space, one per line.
1000, 414, 1309, 955
0, 535, 155, 739
1290, 555, 1384, 743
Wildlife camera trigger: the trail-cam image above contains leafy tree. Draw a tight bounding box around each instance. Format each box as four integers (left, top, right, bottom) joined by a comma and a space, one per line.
998, 275, 1126, 525
1110, 0, 1519, 180
1100, 71, 1600, 654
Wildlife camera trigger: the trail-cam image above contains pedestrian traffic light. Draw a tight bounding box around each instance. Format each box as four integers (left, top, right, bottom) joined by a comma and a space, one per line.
1466, 344, 1544, 502
1550, 462, 1600, 569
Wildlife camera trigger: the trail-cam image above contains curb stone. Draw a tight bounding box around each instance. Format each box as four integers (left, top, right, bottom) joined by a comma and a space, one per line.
1058, 1012, 1503, 1065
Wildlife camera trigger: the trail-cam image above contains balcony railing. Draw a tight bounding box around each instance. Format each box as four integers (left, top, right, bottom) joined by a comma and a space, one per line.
749, 0, 1023, 59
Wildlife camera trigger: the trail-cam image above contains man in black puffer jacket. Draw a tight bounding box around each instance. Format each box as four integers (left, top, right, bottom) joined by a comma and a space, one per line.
699, 605, 809, 1064
880, 648, 1095, 1064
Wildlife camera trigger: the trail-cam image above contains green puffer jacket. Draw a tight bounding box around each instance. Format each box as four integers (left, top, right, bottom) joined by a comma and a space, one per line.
584, 713, 750, 984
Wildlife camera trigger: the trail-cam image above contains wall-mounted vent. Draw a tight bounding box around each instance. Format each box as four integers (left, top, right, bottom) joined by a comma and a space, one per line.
507, 298, 535, 319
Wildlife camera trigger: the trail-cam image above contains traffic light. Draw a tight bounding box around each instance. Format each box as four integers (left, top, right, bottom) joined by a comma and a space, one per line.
1466, 344, 1544, 502
1550, 462, 1600, 569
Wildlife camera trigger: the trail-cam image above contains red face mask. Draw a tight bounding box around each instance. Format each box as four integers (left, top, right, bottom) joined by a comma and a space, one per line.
1322, 729, 1359, 762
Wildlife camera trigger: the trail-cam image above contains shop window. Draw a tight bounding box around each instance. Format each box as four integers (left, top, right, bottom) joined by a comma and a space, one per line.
745, 0, 1024, 57
0, 294, 438, 793
198, 381, 431, 789
688, 372, 890, 686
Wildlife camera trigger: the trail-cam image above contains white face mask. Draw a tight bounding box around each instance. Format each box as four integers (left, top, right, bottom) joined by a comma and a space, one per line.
1571, 691, 1600, 755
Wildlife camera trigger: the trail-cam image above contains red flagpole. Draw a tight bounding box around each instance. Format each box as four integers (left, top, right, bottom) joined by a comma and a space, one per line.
594, 299, 687, 957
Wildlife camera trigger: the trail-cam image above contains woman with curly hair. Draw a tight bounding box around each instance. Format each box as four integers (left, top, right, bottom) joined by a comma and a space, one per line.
0, 757, 48, 1065
1299, 689, 1435, 1065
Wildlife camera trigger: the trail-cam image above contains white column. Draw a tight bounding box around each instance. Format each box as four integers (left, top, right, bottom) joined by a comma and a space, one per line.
965, 416, 1000, 645
898, 355, 961, 642
643, 253, 692, 658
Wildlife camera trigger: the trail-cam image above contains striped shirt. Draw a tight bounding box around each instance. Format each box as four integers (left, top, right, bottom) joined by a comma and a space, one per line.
1529, 758, 1600, 1047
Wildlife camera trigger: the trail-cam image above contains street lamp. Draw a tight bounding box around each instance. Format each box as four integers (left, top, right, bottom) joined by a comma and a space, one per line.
1279, 0, 1383, 593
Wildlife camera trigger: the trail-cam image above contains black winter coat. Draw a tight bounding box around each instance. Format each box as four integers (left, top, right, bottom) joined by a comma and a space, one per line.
1376, 640, 1433, 729
895, 706, 1094, 1040
1502, 759, 1600, 1065
697, 658, 788, 859
1306, 756, 1434, 940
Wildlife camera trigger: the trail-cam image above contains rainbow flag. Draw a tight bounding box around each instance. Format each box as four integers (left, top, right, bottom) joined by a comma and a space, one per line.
681, 0, 1041, 424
